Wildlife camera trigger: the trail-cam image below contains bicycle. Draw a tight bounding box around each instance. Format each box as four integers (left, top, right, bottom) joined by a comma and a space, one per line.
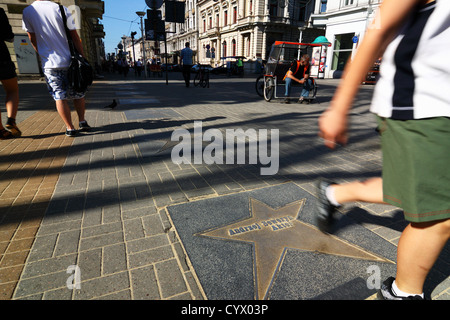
194, 65, 210, 88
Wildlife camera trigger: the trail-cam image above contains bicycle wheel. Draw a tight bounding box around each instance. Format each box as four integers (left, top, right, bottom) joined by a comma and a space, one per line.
264, 77, 274, 102
311, 78, 318, 98
194, 71, 201, 87
255, 75, 264, 97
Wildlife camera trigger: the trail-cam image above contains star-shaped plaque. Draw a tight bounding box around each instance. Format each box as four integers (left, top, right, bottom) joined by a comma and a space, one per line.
197, 198, 393, 300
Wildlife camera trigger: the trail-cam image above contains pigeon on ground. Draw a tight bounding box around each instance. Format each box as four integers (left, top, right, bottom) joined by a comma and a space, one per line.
104, 99, 117, 109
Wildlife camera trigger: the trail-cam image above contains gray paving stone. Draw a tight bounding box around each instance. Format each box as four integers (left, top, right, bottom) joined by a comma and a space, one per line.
103, 243, 127, 275
130, 265, 161, 300
155, 259, 188, 298
73, 271, 130, 300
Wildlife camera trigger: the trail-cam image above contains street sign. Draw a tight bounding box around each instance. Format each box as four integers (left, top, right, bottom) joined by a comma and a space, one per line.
165, 1, 185, 23
145, 0, 163, 9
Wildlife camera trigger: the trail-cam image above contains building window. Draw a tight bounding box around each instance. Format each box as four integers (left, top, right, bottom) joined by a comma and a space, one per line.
320, 0, 327, 12
233, 6, 237, 23
203, 19, 206, 32
298, 0, 307, 21
269, 1, 277, 16
332, 33, 354, 71
209, 16, 212, 29
222, 41, 227, 57
232, 39, 236, 56
224, 10, 228, 25
216, 14, 219, 27
344, 0, 354, 6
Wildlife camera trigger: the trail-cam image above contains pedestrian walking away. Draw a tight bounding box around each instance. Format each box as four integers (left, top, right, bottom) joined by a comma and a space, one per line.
0, 8, 21, 139
283, 54, 312, 104
317, 0, 450, 300
22, 0, 91, 137
180, 42, 193, 87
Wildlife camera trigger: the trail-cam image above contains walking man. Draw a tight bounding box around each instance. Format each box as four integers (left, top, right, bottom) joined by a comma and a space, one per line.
317, 0, 450, 300
180, 42, 193, 87
22, 0, 91, 137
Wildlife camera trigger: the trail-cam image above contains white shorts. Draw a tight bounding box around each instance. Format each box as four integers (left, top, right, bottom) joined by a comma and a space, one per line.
44, 68, 86, 100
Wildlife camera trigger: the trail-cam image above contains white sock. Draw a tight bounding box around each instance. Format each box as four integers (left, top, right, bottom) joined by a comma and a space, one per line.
392, 280, 424, 298
325, 185, 341, 207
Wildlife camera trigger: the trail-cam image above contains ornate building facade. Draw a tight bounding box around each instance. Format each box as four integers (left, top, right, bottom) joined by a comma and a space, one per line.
163, 0, 324, 67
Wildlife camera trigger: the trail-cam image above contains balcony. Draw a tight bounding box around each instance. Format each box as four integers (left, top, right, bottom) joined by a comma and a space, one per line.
76, 0, 105, 19
92, 23, 105, 38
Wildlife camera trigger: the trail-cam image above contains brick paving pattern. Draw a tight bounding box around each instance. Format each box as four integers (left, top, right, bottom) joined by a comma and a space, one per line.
0, 74, 448, 300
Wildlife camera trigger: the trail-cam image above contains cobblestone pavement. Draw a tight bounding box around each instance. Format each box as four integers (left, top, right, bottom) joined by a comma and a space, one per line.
0, 72, 448, 300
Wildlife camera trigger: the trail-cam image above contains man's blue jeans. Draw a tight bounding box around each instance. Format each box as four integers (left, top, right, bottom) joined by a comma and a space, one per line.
285, 78, 312, 98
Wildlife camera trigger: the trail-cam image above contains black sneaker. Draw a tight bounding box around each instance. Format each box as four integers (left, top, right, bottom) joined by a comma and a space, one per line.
66, 129, 78, 137
79, 121, 91, 132
377, 277, 425, 300
315, 179, 339, 233
284, 98, 290, 104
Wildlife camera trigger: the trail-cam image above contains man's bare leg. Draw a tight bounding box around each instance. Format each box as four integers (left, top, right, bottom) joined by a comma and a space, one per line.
332, 177, 384, 205
73, 97, 85, 123
395, 219, 450, 295
55, 99, 75, 130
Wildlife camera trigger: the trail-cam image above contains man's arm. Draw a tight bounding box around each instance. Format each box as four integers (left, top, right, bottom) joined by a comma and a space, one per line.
285, 70, 305, 84
27, 32, 38, 53
318, 0, 428, 149
69, 29, 84, 56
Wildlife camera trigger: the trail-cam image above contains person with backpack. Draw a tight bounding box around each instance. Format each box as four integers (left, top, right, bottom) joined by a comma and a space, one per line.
22, 0, 91, 137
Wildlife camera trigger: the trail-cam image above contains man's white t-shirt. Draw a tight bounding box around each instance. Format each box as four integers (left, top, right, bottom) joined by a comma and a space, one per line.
22, 1, 76, 69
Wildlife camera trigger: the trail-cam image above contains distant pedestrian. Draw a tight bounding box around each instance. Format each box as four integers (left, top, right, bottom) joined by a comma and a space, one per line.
180, 42, 193, 87
121, 58, 129, 78
317, 0, 449, 300
22, 0, 91, 137
136, 59, 143, 77
0, 8, 21, 139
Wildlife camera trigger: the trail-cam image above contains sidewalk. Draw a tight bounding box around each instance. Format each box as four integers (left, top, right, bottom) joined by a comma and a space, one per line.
0, 73, 448, 300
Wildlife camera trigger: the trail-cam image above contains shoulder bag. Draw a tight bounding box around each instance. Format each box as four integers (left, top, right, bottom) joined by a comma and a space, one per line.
59, 5, 93, 93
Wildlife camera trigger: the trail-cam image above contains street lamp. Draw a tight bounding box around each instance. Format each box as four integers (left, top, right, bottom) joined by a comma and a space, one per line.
136, 11, 147, 78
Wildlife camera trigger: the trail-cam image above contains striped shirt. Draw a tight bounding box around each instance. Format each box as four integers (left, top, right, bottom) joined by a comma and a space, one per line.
370, 1, 450, 120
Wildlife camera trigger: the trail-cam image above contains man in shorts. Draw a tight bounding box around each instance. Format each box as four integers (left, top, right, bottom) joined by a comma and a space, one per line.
317, 0, 449, 299
22, 0, 91, 137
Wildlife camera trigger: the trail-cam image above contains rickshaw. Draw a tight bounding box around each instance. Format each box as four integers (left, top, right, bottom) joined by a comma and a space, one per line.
255, 41, 329, 103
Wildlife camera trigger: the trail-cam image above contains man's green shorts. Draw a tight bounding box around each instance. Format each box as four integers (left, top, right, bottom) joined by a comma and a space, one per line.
377, 116, 450, 223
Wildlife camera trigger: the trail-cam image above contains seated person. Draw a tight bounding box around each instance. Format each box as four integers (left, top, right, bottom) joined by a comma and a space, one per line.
283, 54, 312, 104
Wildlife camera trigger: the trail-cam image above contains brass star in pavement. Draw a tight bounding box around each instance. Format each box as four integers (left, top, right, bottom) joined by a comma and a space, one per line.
198, 198, 393, 300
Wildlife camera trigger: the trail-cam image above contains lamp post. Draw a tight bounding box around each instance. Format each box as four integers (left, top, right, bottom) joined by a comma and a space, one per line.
131, 31, 137, 70
136, 11, 147, 78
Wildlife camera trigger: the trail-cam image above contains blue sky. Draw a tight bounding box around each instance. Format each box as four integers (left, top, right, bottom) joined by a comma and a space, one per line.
101, 0, 150, 55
